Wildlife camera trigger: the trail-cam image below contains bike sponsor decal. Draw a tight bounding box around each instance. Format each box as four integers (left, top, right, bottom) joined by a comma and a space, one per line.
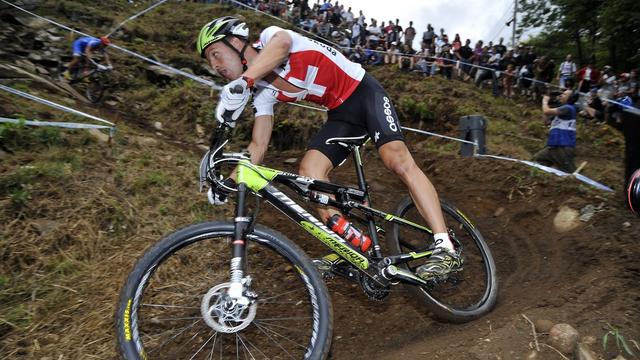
270, 189, 369, 269
307, 38, 338, 56
296, 268, 320, 359
300, 221, 369, 269
124, 299, 132, 341
382, 96, 398, 132
409, 251, 433, 259
384, 214, 431, 233
456, 209, 475, 228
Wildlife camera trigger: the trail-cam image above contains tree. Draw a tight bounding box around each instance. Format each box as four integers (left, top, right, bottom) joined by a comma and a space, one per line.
517, 0, 639, 70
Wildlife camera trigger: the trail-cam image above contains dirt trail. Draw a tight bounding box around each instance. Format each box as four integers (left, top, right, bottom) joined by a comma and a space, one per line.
257, 150, 640, 359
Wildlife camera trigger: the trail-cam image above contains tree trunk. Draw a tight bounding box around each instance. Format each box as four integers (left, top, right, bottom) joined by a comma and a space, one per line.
574, 31, 584, 66
609, 42, 617, 69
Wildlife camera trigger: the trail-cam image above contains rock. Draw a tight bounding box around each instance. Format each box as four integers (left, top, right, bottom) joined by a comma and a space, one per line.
0, 149, 8, 160
36, 66, 49, 75
105, 100, 118, 107
28, 53, 43, 62
612, 356, 627, 360
581, 335, 597, 346
494, 207, 505, 217
88, 128, 110, 143
284, 158, 298, 164
575, 343, 597, 360
526, 350, 539, 359
196, 124, 205, 137
548, 323, 579, 354
553, 206, 580, 233
153, 121, 163, 130
580, 204, 596, 222
179, 67, 194, 75
534, 319, 554, 333
135, 136, 158, 146
622, 221, 631, 228
14, 15, 49, 29
15, 59, 37, 73
145, 65, 177, 84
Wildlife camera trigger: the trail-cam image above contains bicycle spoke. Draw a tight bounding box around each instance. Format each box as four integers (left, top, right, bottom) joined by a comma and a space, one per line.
147, 319, 202, 354
142, 303, 200, 310
206, 332, 218, 360
236, 333, 257, 360
237, 333, 268, 359
254, 316, 311, 322
189, 331, 217, 360
252, 322, 299, 360
253, 321, 307, 350
256, 288, 307, 303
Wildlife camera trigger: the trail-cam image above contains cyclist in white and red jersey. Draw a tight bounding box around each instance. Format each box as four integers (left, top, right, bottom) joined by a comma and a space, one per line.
197, 16, 462, 279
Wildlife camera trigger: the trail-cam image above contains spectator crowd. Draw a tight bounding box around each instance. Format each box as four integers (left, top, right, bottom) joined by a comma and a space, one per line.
215, 0, 637, 110
208, 0, 638, 186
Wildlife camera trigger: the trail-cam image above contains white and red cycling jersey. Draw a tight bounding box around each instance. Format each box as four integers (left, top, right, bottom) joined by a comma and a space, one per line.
252, 26, 365, 117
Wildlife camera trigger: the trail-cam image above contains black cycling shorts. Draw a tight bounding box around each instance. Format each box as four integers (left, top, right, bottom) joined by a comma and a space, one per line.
308, 73, 405, 167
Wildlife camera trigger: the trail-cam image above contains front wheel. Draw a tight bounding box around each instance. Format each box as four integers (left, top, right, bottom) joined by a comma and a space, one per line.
116, 221, 333, 360
85, 72, 105, 103
388, 197, 498, 323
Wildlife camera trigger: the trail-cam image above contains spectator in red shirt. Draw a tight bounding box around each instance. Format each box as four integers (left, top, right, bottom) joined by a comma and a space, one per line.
577, 61, 601, 93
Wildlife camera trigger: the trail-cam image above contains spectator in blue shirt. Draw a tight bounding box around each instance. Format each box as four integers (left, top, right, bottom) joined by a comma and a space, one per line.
533, 89, 580, 172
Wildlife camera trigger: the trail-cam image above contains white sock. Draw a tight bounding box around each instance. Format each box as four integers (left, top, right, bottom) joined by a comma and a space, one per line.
433, 233, 454, 251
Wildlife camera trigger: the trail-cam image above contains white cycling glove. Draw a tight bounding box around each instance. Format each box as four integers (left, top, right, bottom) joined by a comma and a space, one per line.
97, 64, 108, 71
215, 77, 252, 127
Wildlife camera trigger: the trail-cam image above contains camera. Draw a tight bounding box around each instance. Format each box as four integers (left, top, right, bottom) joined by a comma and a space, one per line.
547, 90, 562, 106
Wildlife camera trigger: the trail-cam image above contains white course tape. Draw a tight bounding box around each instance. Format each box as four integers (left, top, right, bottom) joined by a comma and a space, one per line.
0, 84, 115, 126
0, 117, 113, 130
476, 154, 613, 192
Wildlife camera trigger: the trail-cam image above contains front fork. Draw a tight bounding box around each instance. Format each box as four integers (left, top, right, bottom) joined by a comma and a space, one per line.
227, 183, 252, 301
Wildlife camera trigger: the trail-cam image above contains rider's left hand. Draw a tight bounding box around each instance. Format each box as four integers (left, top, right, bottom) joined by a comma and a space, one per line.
215, 77, 252, 128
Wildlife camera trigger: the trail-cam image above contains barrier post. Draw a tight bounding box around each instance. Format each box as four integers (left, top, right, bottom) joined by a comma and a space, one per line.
459, 115, 487, 157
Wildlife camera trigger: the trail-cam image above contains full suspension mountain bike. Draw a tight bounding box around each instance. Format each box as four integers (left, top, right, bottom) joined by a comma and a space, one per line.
116, 123, 498, 359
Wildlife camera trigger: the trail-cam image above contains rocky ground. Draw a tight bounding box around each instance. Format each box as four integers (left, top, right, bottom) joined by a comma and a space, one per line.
1, 1, 639, 360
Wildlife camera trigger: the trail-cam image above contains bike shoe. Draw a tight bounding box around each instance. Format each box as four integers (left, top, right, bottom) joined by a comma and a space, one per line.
416, 249, 464, 280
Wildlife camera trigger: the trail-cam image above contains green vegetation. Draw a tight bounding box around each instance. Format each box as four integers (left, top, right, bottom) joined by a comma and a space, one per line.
518, 0, 640, 69
603, 323, 636, 356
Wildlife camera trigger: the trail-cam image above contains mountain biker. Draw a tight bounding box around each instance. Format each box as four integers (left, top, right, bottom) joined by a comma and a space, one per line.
63, 36, 113, 81
197, 16, 462, 279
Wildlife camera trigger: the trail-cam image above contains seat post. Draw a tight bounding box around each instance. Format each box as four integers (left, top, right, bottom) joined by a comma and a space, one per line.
351, 145, 383, 257
351, 145, 367, 193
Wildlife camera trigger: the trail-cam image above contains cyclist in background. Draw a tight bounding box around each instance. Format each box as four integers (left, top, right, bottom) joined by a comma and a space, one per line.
63, 36, 113, 81
197, 16, 462, 279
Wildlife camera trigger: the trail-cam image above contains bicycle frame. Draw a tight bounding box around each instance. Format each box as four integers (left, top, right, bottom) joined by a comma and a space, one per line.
227, 144, 442, 287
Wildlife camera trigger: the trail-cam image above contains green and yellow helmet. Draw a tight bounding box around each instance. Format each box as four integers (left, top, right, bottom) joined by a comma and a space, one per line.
196, 16, 249, 58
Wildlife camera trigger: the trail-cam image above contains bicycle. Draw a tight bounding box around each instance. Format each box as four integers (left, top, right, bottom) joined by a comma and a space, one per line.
56, 56, 111, 103
116, 122, 498, 359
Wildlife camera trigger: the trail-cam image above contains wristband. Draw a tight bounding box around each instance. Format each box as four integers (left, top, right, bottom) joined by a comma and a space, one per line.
242, 75, 255, 89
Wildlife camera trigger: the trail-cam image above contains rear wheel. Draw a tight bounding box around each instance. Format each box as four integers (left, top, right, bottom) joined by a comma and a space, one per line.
388, 197, 498, 323
116, 221, 333, 360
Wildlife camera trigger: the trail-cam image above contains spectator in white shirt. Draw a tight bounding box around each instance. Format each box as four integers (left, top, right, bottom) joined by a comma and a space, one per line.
557, 54, 576, 89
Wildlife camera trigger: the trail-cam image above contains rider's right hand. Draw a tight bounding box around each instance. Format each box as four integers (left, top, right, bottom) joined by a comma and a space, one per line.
215, 77, 251, 127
